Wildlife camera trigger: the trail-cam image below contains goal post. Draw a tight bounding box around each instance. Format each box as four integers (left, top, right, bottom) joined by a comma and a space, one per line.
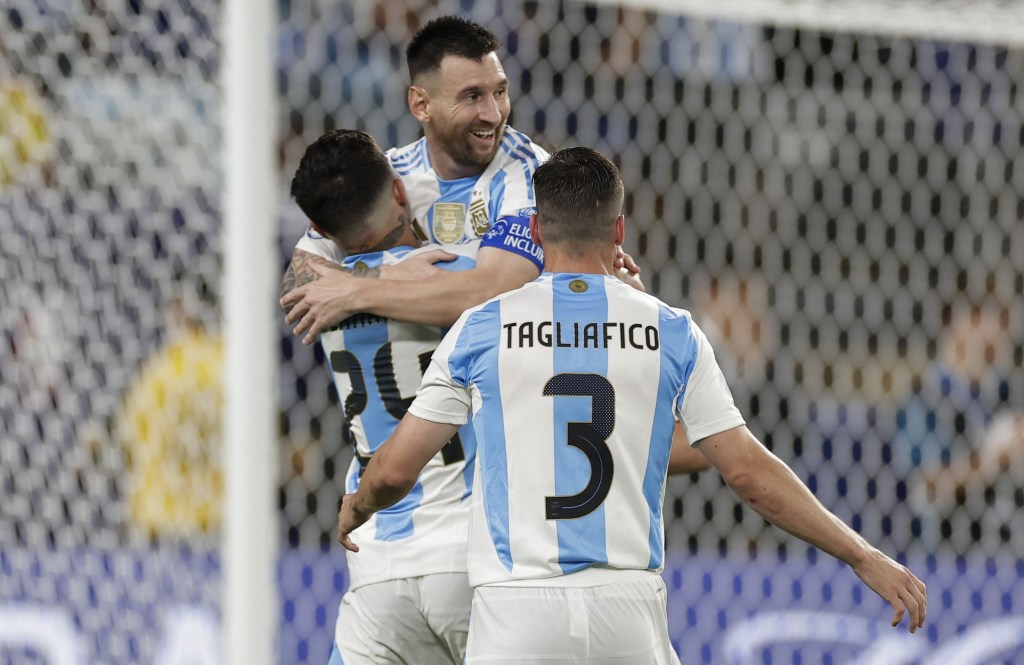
222, 0, 278, 664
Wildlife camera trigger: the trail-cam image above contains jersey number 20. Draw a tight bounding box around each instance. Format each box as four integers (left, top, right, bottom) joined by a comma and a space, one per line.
331, 345, 465, 465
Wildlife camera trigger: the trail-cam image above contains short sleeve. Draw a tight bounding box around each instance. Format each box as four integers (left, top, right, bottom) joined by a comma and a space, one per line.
676, 322, 746, 443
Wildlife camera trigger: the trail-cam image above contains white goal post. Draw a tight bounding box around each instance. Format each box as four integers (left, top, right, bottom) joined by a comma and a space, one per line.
222, 0, 278, 663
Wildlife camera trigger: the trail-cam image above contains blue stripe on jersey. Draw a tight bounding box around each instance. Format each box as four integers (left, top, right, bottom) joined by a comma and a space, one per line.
642, 306, 695, 569
551, 274, 609, 574
341, 305, 395, 447
451, 300, 513, 570
337, 248, 433, 541
339, 310, 426, 540
375, 480, 425, 540
458, 424, 478, 500
329, 643, 345, 665
488, 169, 507, 219
503, 127, 531, 156
502, 130, 543, 186
390, 139, 425, 175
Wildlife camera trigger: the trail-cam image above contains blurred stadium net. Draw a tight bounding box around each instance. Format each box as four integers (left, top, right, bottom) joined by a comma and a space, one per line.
2, 0, 1023, 663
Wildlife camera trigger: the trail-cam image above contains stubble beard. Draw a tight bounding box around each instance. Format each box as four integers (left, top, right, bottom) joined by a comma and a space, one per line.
438, 121, 506, 174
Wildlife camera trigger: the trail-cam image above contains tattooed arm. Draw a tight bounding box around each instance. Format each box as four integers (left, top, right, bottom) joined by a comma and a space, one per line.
279, 249, 376, 315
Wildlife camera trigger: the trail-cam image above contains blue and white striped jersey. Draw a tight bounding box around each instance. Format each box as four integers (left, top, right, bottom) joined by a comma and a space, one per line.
296, 126, 549, 271
409, 273, 745, 588
308, 241, 480, 590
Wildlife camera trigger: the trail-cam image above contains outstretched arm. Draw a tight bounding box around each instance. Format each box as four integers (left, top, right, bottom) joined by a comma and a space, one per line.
283, 247, 539, 341
336, 414, 460, 552
699, 425, 927, 633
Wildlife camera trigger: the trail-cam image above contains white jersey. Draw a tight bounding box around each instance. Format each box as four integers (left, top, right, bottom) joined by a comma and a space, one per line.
306, 241, 480, 590
298, 127, 549, 270
409, 273, 745, 588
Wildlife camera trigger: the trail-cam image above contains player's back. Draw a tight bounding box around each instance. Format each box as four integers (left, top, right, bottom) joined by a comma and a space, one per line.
433, 273, 704, 587
319, 242, 479, 589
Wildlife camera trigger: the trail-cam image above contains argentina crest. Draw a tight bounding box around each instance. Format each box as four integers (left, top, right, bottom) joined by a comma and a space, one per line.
431, 202, 466, 244
469, 191, 490, 236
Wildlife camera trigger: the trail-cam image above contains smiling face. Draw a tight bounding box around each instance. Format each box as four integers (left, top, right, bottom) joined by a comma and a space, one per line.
411, 52, 511, 180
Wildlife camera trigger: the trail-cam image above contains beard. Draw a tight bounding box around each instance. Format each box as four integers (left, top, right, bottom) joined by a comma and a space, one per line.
432, 119, 507, 174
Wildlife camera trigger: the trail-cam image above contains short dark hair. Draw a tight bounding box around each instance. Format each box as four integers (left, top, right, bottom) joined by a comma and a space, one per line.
406, 16, 499, 83
290, 130, 393, 241
532, 147, 624, 245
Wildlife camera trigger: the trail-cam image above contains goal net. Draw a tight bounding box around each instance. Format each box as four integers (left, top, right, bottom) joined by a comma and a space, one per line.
3, 0, 1023, 663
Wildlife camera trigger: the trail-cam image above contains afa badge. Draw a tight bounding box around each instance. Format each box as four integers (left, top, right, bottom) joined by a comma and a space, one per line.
569, 279, 589, 293
470, 194, 490, 237
431, 202, 466, 244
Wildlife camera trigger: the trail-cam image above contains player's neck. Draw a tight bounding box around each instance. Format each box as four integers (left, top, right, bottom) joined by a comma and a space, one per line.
425, 140, 486, 181
542, 247, 615, 276
342, 218, 421, 255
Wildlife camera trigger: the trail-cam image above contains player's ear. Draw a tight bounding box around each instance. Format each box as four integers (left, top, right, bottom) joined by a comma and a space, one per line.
393, 178, 409, 207
614, 214, 625, 245
530, 213, 543, 247
408, 85, 430, 122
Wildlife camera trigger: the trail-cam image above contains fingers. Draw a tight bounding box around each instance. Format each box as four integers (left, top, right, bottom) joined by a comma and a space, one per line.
338, 533, 360, 553
620, 250, 641, 274
890, 601, 906, 630
288, 302, 332, 345
894, 590, 921, 633
280, 287, 306, 320
292, 313, 313, 344
907, 572, 927, 631
284, 297, 309, 326
302, 323, 319, 345
613, 246, 642, 274
296, 311, 323, 345
421, 249, 457, 264
337, 495, 361, 553
891, 571, 927, 633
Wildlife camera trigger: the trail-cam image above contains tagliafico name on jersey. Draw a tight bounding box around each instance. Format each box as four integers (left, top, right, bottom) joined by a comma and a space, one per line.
502, 320, 660, 350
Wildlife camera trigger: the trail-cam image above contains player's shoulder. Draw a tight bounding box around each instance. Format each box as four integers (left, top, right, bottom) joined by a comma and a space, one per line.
606, 278, 695, 321
386, 137, 429, 176
496, 127, 550, 168
455, 271, 545, 327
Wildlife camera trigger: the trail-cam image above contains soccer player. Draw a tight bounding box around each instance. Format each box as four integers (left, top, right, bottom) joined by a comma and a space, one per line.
290, 129, 479, 665
280, 15, 641, 336
337, 147, 928, 664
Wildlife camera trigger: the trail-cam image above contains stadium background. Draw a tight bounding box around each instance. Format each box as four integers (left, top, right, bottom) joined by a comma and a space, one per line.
2, 0, 1023, 663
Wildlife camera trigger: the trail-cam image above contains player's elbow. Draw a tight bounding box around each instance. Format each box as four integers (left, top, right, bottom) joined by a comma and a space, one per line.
721, 465, 761, 499
720, 453, 788, 516
375, 464, 419, 498
717, 450, 770, 499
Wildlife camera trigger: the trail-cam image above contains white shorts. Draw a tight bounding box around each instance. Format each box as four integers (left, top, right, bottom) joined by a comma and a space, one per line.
331, 572, 472, 665
466, 574, 680, 664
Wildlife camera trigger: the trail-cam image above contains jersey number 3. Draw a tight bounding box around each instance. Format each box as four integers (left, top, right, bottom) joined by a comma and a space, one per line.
543, 373, 615, 520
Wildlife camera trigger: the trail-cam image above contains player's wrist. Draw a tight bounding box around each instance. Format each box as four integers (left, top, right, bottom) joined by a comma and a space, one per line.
349, 491, 378, 523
